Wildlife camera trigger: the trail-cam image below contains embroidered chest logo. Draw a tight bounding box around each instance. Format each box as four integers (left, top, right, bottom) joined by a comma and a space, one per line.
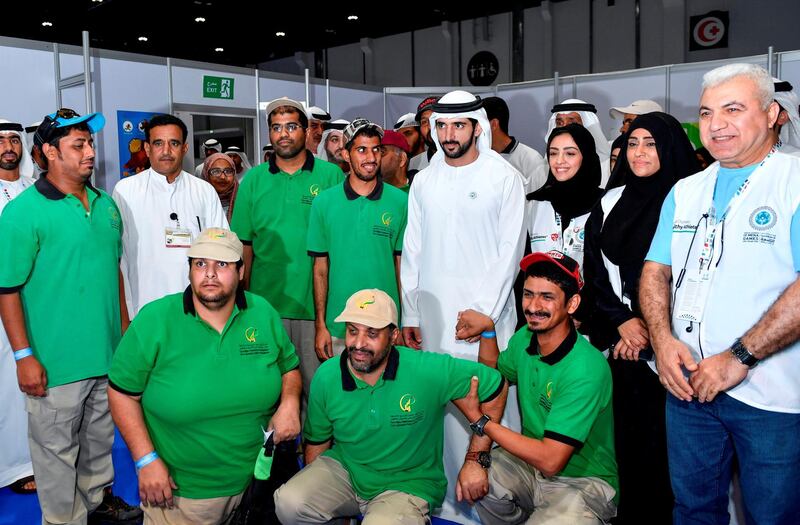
240, 326, 270, 356
468, 191, 478, 199
538, 381, 554, 412
108, 206, 122, 231
392, 393, 425, 427
301, 184, 321, 205
550, 233, 560, 242
372, 211, 395, 239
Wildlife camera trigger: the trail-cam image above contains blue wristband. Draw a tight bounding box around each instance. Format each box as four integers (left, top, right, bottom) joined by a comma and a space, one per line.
135, 451, 159, 470
13, 348, 33, 361
481, 331, 496, 339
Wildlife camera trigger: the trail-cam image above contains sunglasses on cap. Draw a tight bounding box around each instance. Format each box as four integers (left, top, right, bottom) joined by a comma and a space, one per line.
34, 108, 80, 147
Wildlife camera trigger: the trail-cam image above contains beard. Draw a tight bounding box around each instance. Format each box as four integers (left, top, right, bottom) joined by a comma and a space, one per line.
195, 286, 235, 311
347, 344, 391, 373
275, 140, 305, 159
441, 134, 475, 159
0, 151, 20, 170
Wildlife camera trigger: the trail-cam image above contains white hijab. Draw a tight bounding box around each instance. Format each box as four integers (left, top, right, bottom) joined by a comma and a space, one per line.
0, 119, 34, 178
545, 98, 611, 159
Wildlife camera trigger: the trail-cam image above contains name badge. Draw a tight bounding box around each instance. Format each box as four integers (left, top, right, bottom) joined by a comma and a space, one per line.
675, 269, 713, 323
165, 227, 192, 248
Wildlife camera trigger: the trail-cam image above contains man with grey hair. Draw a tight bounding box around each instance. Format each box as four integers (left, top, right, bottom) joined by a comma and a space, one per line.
640, 62, 800, 523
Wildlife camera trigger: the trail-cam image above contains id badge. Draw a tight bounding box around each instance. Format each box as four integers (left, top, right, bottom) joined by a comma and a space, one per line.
675, 269, 713, 323
165, 227, 192, 248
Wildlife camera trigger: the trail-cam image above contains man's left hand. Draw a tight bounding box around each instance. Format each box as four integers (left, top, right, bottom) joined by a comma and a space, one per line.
689, 351, 749, 403
456, 461, 489, 504
268, 402, 301, 444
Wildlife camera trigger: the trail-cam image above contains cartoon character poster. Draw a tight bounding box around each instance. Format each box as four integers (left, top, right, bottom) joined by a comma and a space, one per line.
117, 110, 159, 178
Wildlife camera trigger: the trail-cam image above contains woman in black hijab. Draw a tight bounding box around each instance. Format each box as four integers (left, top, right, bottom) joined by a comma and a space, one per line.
527, 123, 603, 268
583, 112, 701, 525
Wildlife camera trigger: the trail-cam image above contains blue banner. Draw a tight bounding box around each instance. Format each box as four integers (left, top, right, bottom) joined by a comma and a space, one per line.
117, 110, 160, 179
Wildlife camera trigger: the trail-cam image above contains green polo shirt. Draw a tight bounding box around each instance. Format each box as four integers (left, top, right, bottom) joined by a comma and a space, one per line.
304, 346, 503, 509
109, 289, 300, 499
0, 176, 122, 387
307, 179, 407, 338
231, 152, 343, 320
498, 326, 618, 499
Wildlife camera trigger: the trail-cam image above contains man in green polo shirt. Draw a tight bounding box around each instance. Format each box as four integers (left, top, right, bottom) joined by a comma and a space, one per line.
274, 288, 507, 524
308, 118, 407, 359
0, 110, 141, 525
108, 228, 302, 525
231, 97, 343, 409
455, 250, 618, 524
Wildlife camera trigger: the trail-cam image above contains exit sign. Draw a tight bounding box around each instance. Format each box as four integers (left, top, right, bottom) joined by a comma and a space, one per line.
203, 75, 234, 99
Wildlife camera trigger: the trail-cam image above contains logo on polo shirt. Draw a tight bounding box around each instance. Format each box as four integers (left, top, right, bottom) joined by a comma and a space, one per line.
301, 184, 322, 205
372, 211, 396, 239
539, 381, 554, 412
399, 394, 416, 413
108, 206, 122, 231
310, 184, 320, 196
550, 233, 559, 242
240, 326, 271, 356
391, 393, 425, 427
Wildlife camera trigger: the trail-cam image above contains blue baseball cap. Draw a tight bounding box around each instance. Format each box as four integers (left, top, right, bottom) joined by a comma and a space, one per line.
45, 110, 105, 134
34, 109, 105, 147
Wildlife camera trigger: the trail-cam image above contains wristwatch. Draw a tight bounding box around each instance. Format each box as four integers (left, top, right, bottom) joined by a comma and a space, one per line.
465, 450, 492, 468
469, 414, 491, 437
730, 338, 759, 368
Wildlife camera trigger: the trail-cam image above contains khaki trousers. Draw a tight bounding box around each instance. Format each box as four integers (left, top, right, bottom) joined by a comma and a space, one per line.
274, 455, 430, 525
26, 377, 114, 525
476, 448, 617, 525
141, 492, 243, 525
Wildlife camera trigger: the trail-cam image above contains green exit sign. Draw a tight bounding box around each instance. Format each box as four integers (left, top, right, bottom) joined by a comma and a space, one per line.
203, 75, 234, 99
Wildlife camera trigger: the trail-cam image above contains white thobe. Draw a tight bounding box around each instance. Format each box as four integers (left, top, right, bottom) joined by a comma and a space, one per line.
0, 175, 35, 486
113, 169, 227, 317
401, 153, 525, 523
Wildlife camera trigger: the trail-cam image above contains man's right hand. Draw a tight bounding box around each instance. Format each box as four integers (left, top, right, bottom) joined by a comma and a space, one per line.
139, 458, 178, 508
652, 335, 698, 401
315, 325, 333, 360
402, 327, 422, 350
17, 356, 47, 397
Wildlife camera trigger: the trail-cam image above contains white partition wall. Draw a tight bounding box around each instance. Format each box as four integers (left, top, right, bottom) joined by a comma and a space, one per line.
497, 79, 556, 150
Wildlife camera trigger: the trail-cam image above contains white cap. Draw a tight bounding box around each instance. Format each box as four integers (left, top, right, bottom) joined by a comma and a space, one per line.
609, 100, 663, 120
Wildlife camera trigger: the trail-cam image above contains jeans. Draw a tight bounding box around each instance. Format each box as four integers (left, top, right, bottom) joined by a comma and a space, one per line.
665, 393, 800, 525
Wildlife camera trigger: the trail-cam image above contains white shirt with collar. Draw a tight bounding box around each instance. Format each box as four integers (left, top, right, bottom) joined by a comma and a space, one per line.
113, 168, 228, 317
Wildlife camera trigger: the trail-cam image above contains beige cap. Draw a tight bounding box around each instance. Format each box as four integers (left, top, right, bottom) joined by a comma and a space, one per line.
334, 289, 398, 329
265, 97, 308, 119
187, 228, 243, 263
609, 100, 664, 120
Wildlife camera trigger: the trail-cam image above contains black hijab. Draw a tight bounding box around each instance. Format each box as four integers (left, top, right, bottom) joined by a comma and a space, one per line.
601, 112, 701, 266
528, 124, 603, 227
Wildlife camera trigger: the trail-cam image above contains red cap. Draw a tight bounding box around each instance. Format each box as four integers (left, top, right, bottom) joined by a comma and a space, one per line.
520, 250, 584, 290
381, 130, 411, 153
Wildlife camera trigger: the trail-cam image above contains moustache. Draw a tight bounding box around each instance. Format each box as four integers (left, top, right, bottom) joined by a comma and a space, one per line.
347, 346, 374, 356
159, 156, 175, 161
525, 310, 551, 318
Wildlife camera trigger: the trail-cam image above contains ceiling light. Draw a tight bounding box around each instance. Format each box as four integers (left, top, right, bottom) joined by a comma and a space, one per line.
214, 47, 224, 52
138, 36, 148, 42
41, 21, 53, 27
347, 15, 358, 21
275, 31, 285, 37
92, 0, 103, 3
195, 17, 206, 22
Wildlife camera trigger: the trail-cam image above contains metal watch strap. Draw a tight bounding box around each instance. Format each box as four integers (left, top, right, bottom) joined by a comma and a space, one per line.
731, 338, 758, 368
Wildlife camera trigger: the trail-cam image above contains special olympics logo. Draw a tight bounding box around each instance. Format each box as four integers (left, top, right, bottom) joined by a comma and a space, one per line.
749, 206, 777, 231
693, 16, 725, 48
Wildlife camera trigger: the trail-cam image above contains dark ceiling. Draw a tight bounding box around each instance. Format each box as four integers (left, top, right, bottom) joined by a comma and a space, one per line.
5, 0, 543, 68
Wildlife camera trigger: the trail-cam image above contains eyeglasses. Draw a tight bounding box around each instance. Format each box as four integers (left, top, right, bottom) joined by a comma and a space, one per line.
34, 108, 81, 146
270, 123, 302, 134
208, 168, 236, 177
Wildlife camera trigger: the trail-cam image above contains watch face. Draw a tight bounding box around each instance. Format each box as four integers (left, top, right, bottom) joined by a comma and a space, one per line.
478, 451, 492, 468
